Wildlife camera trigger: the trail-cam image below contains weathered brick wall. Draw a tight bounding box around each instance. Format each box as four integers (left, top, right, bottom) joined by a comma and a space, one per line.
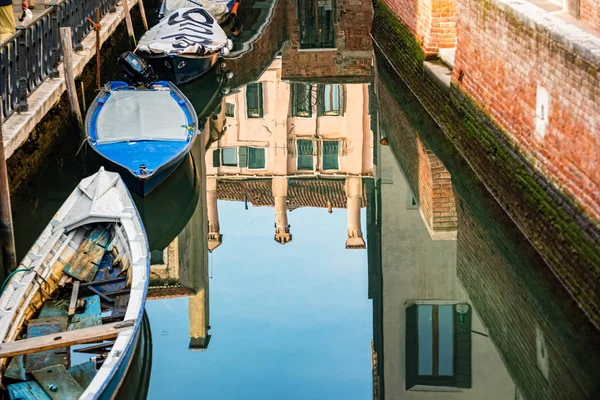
378, 79, 458, 234
381, 0, 456, 57
580, 0, 600, 32
372, 0, 600, 328
456, 194, 600, 400
281, 0, 372, 81
452, 0, 600, 223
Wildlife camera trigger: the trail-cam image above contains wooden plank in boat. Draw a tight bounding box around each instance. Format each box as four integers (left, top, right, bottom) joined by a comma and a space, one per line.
7, 381, 52, 400
5, 355, 26, 380
63, 227, 111, 282
32, 365, 84, 400
68, 360, 96, 388
68, 296, 102, 331
0, 320, 135, 358
25, 317, 69, 372
39, 300, 69, 319
68, 281, 80, 317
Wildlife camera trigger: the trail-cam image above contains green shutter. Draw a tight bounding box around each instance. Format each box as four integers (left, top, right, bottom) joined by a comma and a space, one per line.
297, 139, 313, 170
317, 84, 325, 116
238, 146, 249, 168
248, 148, 266, 169
339, 85, 345, 116
454, 305, 472, 388
212, 149, 221, 167
406, 305, 418, 390
322, 141, 339, 170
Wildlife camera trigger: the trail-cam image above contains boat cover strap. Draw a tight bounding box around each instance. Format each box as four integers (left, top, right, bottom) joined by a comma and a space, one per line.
95, 90, 189, 143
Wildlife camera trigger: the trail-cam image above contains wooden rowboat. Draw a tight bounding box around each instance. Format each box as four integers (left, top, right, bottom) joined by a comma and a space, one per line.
0, 168, 149, 399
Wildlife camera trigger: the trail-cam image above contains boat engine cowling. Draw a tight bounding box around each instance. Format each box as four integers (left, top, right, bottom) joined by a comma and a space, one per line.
117, 52, 158, 87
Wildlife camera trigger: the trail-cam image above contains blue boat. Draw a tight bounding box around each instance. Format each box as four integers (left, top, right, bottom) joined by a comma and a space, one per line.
85, 80, 199, 196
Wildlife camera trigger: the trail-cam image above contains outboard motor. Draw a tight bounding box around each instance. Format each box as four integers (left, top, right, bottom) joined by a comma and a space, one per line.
117, 52, 157, 87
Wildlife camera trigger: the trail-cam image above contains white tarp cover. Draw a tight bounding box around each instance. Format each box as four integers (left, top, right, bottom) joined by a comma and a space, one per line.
137, 7, 229, 56
159, 0, 230, 21
96, 90, 189, 143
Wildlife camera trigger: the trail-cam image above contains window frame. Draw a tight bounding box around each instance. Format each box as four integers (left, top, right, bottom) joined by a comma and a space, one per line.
321, 140, 340, 171
225, 102, 236, 117
246, 82, 264, 119
296, 139, 315, 171
291, 83, 313, 118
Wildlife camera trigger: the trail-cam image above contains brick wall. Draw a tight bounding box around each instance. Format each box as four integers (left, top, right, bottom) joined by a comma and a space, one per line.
456, 195, 600, 400
379, 79, 458, 236
381, 0, 456, 57
372, 0, 600, 328
452, 0, 600, 223
580, 0, 600, 32
281, 0, 372, 81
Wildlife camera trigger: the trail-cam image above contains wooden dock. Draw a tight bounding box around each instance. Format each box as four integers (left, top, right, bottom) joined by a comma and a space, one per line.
1, 0, 140, 160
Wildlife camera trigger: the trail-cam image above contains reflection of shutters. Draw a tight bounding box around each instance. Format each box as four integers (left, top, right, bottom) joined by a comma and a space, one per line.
339, 86, 345, 115
454, 306, 472, 388
406, 305, 418, 390
317, 84, 325, 116
322, 140, 339, 170
212, 149, 221, 167
297, 139, 314, 170
238, 146, 248, 168
292, 83, 312, 117
248, 148, 266, 169
246, 83, 263, 118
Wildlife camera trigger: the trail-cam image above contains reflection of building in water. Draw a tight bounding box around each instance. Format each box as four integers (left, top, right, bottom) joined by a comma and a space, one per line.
371, 143, 515, 398
206, 57, 373, 248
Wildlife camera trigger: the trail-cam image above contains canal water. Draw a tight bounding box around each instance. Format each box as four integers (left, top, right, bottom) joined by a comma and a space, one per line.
9, 0, 600, 399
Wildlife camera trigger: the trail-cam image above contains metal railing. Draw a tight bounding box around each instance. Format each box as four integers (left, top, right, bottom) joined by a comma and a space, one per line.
0, 0, 118, 122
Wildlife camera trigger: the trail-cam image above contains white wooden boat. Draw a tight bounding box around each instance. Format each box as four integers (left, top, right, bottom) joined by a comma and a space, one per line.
0, 168, 149, 400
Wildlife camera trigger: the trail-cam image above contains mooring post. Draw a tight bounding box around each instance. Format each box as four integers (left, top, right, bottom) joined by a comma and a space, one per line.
0, 98, 17, 276
16, 28, 28, 113
138, 0, 148, 32
60, 27, 84, 134
122, 0, 136, 48
94, 7, 101, 90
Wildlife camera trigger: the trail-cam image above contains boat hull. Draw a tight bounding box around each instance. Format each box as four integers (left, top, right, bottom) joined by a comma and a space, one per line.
144, 54, 219, 85
93, 146, 188, 197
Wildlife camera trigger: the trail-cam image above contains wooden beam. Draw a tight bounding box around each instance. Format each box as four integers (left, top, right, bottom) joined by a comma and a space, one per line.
68, 281, 80, 317
88, 286, 115, 304
80, 276, 126, 288
0, 320, 135, 359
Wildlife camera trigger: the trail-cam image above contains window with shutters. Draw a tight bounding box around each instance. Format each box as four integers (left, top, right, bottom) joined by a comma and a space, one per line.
248, 147, 266, 169
298, 0, 336, 49
297, 139, 314, 170
291, 83, 313, 117
405, 304, 472, 390
225, 102, 235, 117
222, 148, 238, 166
246, 83, 263, 118
322, 140, 339, 170
317, 84, 343, 116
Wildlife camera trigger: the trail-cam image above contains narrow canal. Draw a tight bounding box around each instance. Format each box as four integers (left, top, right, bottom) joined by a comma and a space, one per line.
7, 0, 600, 399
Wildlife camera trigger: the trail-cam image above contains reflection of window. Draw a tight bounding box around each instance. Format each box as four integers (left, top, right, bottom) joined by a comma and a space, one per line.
297, 139, 314, 170
225, 102, 235, 117
298, 0, 335, 49
407, 190, 418, 209
246, 83, 263, 118
318, 84, 343, 116
406, 304, 472, 390
291, 83, 313, 117
222, 148, 238, 166
322, 140, 339, 170
248, 147, 266, 169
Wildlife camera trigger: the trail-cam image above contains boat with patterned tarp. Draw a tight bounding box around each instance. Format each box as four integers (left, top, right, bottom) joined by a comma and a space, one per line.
0, 168, 149, 400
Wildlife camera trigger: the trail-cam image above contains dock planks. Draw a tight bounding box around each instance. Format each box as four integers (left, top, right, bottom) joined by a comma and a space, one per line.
0, 320, 135, 358
32, 365, 84, 400
63, 227, 111, 282
25, 317, 69, 372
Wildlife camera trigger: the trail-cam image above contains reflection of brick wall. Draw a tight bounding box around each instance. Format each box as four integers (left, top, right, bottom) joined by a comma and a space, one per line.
378, 77, 457, 236
381, 0, 456, 57
281, 0, 372, 81
456, 195, 600, 400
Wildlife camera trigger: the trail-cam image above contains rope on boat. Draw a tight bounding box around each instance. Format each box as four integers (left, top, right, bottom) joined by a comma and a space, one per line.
0, 268, 32, 295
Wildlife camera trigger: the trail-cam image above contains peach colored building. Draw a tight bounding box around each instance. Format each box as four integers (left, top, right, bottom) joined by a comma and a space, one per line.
205, 56, 373, 249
